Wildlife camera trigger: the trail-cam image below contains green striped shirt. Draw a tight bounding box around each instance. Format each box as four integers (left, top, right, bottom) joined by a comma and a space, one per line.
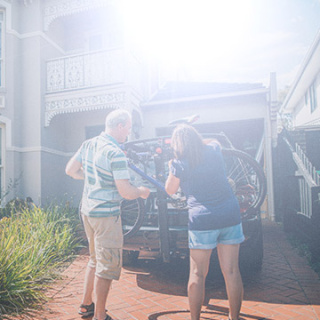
75, 132, 130, 217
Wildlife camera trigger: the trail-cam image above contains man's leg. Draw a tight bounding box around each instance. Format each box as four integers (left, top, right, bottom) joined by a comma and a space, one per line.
94, 276, 112, 320
217, 244, 243, 320
80, 214, 96, 312
92, 216, 123, 320
188, 249, 212, 320
80, 264, 95, 306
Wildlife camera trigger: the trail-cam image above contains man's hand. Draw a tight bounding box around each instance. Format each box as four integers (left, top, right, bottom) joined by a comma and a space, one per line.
115, 179, 150, 200
138, 186, 150, 199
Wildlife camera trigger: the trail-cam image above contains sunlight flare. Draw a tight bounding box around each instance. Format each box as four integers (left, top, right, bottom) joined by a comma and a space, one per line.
120, 0, 254, 66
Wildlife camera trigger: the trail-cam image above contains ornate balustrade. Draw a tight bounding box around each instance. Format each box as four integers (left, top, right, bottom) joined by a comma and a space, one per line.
47, 48, 133, 92
44, 0, 115, 30
45, 48, 143, 126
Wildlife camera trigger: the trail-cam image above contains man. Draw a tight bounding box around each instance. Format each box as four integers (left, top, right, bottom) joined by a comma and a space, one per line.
65, 109, 150, 320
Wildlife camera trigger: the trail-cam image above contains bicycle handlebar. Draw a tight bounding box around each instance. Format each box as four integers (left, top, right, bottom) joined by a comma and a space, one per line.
122, 132, 236, 198
127, 160, 168, 195
168, 114, 200, 126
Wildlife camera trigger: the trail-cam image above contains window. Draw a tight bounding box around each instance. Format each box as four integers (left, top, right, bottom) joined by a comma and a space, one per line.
88, 34, 103, 51
85, 125, 104, 139
85, 29, 121, 52
0, 10, 4, 87
310, 81, 317, 113
305, 91, 309, 105
85, 31, 104, 52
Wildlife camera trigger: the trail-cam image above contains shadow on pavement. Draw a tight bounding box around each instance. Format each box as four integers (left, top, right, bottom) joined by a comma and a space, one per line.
124, 221, 320, 308
148, 306, 272, 320
124, 256, 254, 298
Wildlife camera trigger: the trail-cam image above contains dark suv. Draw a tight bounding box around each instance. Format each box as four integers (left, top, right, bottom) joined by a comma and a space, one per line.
121, 133, 266, 272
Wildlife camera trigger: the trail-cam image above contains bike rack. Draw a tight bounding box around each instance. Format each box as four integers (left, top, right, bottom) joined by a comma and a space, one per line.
123, 133, 267, 263
127, 160, 171, 262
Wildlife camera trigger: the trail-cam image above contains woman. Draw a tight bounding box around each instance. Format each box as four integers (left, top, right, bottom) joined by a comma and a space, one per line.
165, 124, 244, 320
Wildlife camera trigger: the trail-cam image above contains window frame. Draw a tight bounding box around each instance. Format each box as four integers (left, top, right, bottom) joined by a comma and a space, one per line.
0, 125, 4, 203
310, 81, 317, 113
0, 9, 5, 88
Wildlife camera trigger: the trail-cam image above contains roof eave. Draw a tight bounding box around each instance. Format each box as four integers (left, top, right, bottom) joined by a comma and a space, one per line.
142, 87, 269, 108
280, 30, 320, 114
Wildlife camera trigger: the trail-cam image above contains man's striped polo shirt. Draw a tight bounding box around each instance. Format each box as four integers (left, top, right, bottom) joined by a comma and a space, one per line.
75, 131, 130, 218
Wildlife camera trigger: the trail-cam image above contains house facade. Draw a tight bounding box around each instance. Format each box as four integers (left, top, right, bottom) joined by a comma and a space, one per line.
1, 0, 277, 220
0, 0, 152, 205
280, 30, 320, 130
277, 29, 320, 257
279, 29, 320, 171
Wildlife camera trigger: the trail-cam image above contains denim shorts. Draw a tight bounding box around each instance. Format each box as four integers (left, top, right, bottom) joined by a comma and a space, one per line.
188, 223, 245, 249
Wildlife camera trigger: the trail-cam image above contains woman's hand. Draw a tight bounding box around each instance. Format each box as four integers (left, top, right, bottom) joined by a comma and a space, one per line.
203, 138, 221, 147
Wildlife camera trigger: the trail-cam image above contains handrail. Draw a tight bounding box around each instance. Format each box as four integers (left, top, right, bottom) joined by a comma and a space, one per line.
282, 137, 319, 187
296, 143, 320, 186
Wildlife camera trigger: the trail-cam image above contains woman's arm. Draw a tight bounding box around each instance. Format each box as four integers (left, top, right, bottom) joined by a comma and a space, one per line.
165, 160, 180, 195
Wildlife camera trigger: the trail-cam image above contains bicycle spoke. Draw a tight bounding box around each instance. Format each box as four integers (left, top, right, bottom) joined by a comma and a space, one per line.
120, 198, 145, 239
222, 149, 267, 212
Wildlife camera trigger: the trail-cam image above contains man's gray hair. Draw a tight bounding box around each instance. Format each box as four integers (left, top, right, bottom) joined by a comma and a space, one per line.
105, 109, 131, 129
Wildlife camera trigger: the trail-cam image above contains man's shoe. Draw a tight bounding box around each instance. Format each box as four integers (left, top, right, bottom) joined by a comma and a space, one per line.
78, 302, 94, 317
93, 315, 113, 320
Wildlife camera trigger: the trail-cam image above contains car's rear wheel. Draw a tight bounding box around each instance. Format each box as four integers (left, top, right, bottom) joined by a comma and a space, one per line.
239, 219, 264, 273
122, 249, 140, 266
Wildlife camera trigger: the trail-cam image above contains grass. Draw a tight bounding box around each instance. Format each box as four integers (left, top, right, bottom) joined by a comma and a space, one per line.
0, 203, 83, 315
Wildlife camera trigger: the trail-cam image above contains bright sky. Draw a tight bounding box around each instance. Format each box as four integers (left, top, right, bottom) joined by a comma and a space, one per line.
120, 0, 320, 89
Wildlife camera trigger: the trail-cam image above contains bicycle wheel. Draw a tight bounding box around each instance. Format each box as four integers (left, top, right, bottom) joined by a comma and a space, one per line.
222, 149, 267, 212
120, 198, 145, 239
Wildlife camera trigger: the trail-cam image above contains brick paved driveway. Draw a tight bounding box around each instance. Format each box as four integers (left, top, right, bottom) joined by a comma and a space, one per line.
6, 220, 320, 320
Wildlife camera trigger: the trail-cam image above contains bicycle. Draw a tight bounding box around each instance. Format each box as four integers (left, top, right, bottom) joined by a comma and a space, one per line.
120, 115, 267, 265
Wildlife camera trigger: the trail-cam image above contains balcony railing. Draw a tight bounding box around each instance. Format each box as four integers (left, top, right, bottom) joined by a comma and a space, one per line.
46, 48, 142, 95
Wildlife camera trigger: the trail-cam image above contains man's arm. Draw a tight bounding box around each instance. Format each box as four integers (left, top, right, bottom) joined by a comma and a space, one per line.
115, 179, 150, 200
65, 155, 84, 180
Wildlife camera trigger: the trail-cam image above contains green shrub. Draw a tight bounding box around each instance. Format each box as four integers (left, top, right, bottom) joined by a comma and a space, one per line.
0, 204, 82, 314
0, 197, 34, 220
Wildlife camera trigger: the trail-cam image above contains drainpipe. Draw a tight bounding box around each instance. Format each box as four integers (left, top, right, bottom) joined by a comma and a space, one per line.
266, 72, 277, 221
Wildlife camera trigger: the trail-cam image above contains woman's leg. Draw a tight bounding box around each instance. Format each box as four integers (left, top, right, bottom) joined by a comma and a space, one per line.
188, 249, 212, 320
217, 244, 243, 320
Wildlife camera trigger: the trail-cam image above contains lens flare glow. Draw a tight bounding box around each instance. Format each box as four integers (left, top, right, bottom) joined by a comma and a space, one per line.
120, 0, 254, 66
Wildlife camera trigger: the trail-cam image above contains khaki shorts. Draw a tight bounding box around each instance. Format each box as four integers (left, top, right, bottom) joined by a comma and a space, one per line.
82, 214, 123, 280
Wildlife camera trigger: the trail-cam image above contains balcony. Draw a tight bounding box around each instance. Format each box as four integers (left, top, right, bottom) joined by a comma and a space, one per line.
45, 48, 143, 126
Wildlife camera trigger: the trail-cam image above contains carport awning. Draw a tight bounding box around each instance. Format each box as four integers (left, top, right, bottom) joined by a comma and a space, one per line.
295, 118, 320, 130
